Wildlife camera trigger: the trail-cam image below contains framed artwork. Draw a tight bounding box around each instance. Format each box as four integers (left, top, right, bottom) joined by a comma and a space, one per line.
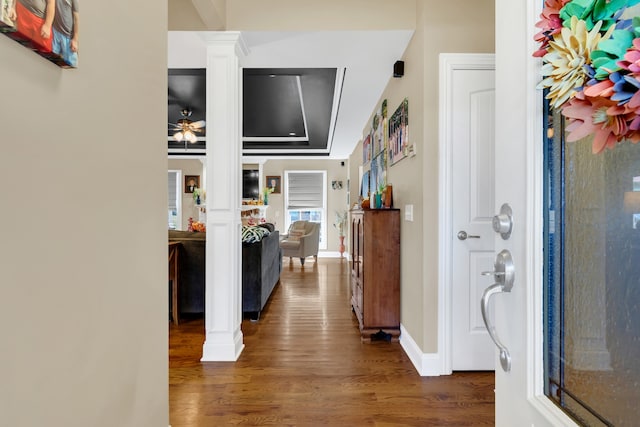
372, 99, 388, 158
389, 98, 409, 166
360, 171, 370, 199
370, 151, 386, 195
362, 133, 372, 164
184, 175, 200, 193
0, 0, 79, 68
266, 176, 281, 194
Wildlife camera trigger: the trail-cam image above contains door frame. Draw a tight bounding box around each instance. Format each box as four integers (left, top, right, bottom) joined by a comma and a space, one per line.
493, 0, 580, 423
438, 53, 495, 375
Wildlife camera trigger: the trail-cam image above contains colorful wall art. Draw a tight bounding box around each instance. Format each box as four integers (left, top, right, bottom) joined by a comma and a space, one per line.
372, 99, 388, 158
389, 98, 409, 165
1, 0, 79, 68
362, 132, 372, 164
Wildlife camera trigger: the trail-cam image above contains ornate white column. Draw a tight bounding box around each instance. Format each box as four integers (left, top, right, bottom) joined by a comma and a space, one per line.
200, 32, 247, 361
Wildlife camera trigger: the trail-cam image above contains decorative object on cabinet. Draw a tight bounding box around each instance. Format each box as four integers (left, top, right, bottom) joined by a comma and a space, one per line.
384, 185, 394, 208
350, 209, 400, 342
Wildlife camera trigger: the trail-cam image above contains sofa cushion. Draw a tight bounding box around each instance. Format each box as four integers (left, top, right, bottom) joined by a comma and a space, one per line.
242, 225, 270, 243
258, 223, 275, 232
292, 221, 306, 231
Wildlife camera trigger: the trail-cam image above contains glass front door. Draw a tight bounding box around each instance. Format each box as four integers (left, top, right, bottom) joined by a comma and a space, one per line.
544, 101, 640, 426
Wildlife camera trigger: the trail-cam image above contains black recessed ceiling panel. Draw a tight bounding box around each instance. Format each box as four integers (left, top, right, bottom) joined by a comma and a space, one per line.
243, 68, 337, 153
167, 68, 340, 156
244, 74, 307, 138
168, 69, 206, 154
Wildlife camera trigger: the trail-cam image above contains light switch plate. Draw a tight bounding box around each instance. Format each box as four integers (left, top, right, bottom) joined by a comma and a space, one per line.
405, 204, 413, 221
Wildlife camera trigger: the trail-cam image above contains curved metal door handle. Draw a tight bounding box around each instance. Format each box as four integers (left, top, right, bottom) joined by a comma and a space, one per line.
479, 249, 515, 372
481, 283, 511, 372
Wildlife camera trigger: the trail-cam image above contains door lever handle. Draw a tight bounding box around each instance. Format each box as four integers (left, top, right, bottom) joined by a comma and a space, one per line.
457, 231, 480, 240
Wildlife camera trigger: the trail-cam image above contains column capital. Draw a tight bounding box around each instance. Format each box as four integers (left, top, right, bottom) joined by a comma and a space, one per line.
199, 31, 249, 58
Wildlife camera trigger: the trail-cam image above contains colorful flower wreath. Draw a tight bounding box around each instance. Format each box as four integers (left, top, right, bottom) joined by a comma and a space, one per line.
535, 0, 640, 153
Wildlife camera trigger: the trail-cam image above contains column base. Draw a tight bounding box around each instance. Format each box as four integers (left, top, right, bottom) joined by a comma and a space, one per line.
201, 328, 244, 362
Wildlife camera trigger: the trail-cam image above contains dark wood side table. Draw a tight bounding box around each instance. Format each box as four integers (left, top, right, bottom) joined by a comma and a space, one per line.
168, 241, 182, 325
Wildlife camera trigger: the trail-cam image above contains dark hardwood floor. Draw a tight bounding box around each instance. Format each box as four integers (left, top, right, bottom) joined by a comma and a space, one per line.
169, 258, 495, 426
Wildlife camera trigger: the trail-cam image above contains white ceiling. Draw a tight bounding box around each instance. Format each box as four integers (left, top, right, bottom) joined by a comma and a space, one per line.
168, 30, 414, 159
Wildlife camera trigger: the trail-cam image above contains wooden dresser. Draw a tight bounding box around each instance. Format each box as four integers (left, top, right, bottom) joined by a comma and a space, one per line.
350, 209, 401, 342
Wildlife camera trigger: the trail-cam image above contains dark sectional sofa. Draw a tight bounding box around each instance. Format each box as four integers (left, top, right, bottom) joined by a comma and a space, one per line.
242, 227, 283, 320
168, 225, 282, 320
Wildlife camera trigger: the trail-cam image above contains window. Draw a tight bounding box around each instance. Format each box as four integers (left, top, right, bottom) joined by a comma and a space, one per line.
168, 170, 181, 230
543, 99, 640, 426
284, 170, 327, 249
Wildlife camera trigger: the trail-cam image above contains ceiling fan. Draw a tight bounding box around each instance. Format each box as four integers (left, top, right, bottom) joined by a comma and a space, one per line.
170, 108, 205, 143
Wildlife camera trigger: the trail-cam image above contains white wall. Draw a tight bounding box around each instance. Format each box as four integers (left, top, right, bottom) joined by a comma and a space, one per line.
262, 159, 349, 252
227, 0, 416, 30
350, 0, 495, 352
0, 1, 168, 426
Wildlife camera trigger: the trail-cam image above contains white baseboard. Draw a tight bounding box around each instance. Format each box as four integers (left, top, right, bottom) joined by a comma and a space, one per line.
400, 324, 446, 376
318, 251, 347, 258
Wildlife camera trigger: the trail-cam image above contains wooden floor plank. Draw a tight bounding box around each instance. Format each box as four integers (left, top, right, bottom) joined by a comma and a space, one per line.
170, 258, 494, 426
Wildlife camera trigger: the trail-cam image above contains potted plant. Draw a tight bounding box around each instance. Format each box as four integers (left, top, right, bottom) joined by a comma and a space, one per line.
193, 187, 202, 205
262, 186, 274, 205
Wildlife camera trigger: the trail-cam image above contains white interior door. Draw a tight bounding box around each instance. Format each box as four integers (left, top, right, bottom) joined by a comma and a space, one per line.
492, 0, 580, 424
443, 54, 496, 371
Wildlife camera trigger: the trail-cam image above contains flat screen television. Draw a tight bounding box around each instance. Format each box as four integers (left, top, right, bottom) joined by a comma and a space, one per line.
242, 170, 259, 199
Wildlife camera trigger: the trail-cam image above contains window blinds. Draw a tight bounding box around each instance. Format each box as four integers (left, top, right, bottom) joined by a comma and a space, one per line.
286, 172, 324, 209
168, 171, 178, 210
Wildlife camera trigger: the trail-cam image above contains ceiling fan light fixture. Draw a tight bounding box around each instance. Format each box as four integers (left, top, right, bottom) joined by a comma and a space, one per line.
170, 106, 205, 144
183, 130, 197, 143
